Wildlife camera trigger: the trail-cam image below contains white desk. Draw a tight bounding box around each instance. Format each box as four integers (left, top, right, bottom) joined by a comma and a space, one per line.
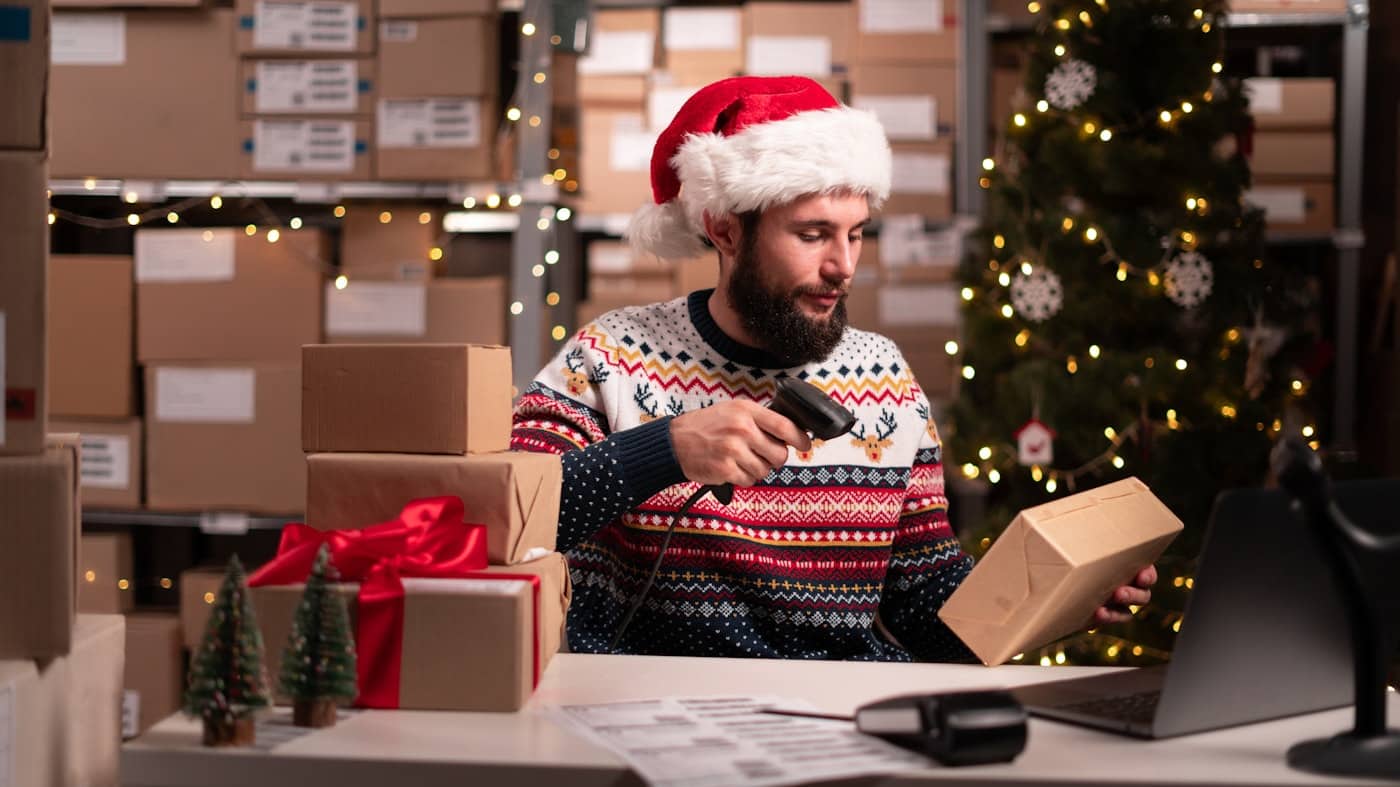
122, 653, 1400, 787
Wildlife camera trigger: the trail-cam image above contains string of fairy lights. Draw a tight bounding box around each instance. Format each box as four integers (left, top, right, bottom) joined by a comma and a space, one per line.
947, 0, 1319, 498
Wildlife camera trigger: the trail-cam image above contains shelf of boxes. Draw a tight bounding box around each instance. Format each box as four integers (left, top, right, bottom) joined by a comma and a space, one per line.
83, 510, 292, 532
987, 11, 1351, 34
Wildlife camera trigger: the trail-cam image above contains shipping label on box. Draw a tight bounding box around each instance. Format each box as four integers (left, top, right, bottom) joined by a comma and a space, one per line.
648, 85, 702, 133
252, 0, 357, 52
252, 118, 358, 173
578, 29, 655, 75
324, 281, 427, 337
254, 60, 360, 113
154, 368, 256, 424
663, 7, 740, 51
855, 95, 937, 141
377, 98, 481, 149
51, 12, 125, 65
746, 35, 831, 77
608, 113, 657, 172
77, 434, 130, 491
878, 214, 964, 274
878, 284, 959, 327
860, 0, 942, 32
890, 150, 950, 194
134, 229, 236, 283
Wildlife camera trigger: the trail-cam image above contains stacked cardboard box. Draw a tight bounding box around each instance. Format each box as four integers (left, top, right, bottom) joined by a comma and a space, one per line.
278, 343, 568, 711
577, 240, 717, 324
575, 8, 661, 216
1244, 77, 1336, 235
135, 227, 328, 513
234, 0, 374, 179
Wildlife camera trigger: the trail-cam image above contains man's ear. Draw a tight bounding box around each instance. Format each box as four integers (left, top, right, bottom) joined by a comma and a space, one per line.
702, 211, 743, 259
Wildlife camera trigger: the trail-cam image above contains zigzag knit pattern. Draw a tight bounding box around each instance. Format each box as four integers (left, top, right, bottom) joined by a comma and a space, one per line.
511, 290, 976, 662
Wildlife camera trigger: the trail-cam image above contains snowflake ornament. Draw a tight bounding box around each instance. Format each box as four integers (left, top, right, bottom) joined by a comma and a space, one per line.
1045, 59, 1097, 110
1010, 267, 1064, 322
1164, 251, 1214, 308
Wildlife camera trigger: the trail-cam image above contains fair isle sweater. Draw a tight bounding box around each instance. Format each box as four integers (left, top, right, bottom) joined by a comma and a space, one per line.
510, 290, 976, 662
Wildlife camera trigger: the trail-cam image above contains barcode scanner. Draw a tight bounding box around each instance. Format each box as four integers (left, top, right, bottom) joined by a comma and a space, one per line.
609, 377, 857, 650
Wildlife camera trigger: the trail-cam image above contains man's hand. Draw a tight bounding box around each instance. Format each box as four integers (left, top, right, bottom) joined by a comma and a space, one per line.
670, 400, 813, 487
1090, 565, 1158, 626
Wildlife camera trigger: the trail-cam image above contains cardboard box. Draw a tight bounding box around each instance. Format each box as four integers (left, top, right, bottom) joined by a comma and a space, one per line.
373, 97, 495, 181
253, 552, 568, 711
0, 436, 79, 659
552, 51, 578, 106
50, 418, 144, 509
662, 6, 743, 81
851, 0, 958, 64
578, 8, 659, 78
939, 477, 1183, 666
340, 203, 442, 280
588, 239, 671, 275
579, 74, 648, 108
48, 255, 134, 419
240, 118, 374, 180
1246, 77, 1334, 129
576, 108, 655, 216
0, 150, 48, 456
50, 9, 241, 180
378, 16, 496, 98
122, 612, 182, 739
235, 0, 372, 55
674, 255, 718, 295
866, 222, 964, 284
302, 343, 511, 455
850, 62, 958, 140
884, 140, 954, 218
306, 450, 561, 564
379, 0, 491, 15
178, 567, 223, 650
135, 227, 327, 364
79, 532, 135, 614
0, 614, 125, 787
1250, 130, 1334, 178
241, 58, 376, 116
589, 273, 677, 304
0, 0, 47, 150
1246, 179, 1335, 235
743, 2, 851, 77
1230, 0, 1345, 10
144, 363, 305, 514
324, 278, 507, 345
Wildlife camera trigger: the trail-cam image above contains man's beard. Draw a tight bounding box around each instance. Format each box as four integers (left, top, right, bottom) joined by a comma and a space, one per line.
725, 242, 848, 366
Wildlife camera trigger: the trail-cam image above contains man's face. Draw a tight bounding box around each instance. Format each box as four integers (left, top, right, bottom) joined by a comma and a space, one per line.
724, 192, 870, 365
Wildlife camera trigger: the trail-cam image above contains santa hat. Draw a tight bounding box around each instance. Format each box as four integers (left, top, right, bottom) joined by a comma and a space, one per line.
626, 76, 892, 261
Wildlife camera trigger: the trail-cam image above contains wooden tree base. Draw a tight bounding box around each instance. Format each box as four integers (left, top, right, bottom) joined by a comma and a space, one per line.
202, 716, 256, 747
293, 698, 338, 728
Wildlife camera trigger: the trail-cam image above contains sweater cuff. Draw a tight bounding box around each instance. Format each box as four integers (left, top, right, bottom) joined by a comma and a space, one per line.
612, 415, 687, 500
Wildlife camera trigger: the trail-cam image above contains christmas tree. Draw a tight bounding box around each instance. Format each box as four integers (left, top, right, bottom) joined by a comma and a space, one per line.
279, 544, 357, 728
948, 0, 1320, 665
184, 555, 271, 746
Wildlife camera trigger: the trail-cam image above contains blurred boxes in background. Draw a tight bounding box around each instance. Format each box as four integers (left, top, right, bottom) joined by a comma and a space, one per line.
144, 363, 304, 513
302, 343, 511, 455
743, 2, 851, 78
1245, 77, 1335, 129
0, 615, 125, 787
0, 436, 79, 659
578, 8, 659, 95
339, 202, 443, 280
886, 139, 954, 218
0, 150, 48, 456
1245, 77, 1335, 234
241, 58, 376, 116
1249, 130, 1334, 178
0, 0, 48, 150
1246, 181, 1335, 235
850, 62, 958, 139
851, 0, 958, 64
135, 227, 327, 365
661, 6, 742, 82
48, 255, 134, 419
79, 532, 135, 614
51, 418, 143, 509
325, 277, 507, 344
239, 118, 374, 180
378, 16, 496, 97
123, 612, 182, 739
178, 566, 222, 649
577, 108, 655, 215
234, 0, 374, 56
50, 9, 241, 179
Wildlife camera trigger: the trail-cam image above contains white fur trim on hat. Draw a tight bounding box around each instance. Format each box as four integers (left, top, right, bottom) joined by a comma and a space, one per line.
626, 106, 891, 261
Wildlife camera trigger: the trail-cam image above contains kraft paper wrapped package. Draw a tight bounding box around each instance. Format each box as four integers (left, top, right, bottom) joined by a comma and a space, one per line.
0, 435, 80, 659
938, 478, 1183, 666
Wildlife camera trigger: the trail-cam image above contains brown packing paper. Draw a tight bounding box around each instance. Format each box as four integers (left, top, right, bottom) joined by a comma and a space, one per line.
302, 343, 512, 454
252, 553, 570, 712
123, 612, 183, 739
306, 450, 561, 565
0, 614, 125, 787
0, 435, 79, 659
178, 567, 224, 650
938, 477, 1183, 666
79, 532, 135, 614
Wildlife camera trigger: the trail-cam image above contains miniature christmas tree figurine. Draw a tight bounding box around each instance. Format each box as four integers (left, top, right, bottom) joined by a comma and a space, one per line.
279, 543, 357, 728
184, 554, 271, 746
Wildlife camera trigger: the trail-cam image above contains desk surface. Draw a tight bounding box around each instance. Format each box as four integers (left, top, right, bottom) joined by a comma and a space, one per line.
123, 653, 1400, 787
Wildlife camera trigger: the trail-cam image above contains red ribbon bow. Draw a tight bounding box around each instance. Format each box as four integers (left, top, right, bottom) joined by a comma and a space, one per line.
249, 497, 491, 708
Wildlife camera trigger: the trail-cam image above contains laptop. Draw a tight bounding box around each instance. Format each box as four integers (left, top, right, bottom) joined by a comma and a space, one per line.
1012, 479, 1398, 739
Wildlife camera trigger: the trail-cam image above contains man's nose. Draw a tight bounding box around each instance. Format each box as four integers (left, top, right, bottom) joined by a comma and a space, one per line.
824, 237, 858, 282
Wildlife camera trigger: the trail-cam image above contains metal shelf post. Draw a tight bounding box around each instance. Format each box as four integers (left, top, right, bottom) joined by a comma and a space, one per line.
1330, 0, 1369, 459
958, 0, 988, 217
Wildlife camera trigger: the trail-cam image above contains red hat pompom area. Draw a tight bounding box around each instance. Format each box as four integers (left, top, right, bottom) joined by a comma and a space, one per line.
625, 76, 892, 261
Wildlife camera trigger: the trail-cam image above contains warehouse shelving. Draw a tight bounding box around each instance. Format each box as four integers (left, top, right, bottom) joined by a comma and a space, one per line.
960, 0, 1370, 458
83, 510, 291, 532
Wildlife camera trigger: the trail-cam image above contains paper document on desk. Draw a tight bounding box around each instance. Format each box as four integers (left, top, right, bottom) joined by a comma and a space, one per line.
554, 695, 925, 787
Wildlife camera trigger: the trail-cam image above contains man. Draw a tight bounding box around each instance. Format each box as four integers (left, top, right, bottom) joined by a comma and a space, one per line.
511, 76, 1154, 660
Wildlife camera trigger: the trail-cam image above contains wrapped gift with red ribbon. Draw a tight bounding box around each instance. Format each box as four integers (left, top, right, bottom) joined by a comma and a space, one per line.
248, 496, 570, 712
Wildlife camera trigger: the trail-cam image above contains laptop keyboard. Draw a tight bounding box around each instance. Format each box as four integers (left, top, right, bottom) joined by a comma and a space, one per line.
1059, 690, 1161, 725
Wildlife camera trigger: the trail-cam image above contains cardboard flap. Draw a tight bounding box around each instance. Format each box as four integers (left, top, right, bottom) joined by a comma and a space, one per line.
940, 518, 1030, 625
509, 453, 561, 563
1030, 478, 1181, 564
